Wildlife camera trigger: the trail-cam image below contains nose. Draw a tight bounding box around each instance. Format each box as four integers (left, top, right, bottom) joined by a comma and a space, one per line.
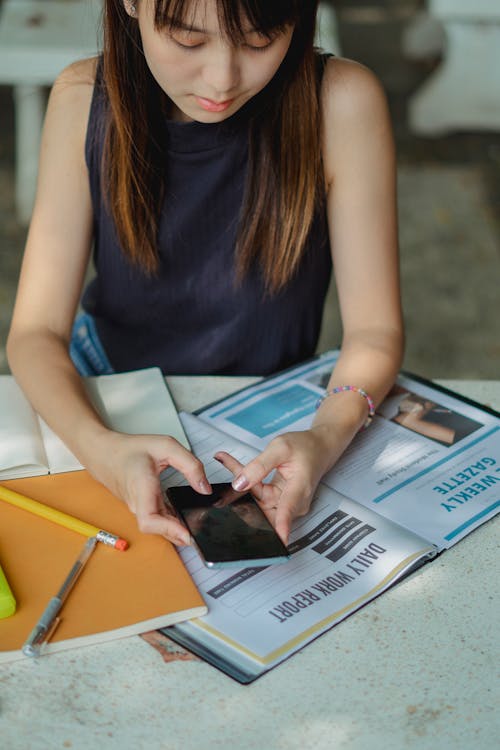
201, 44, 240, 97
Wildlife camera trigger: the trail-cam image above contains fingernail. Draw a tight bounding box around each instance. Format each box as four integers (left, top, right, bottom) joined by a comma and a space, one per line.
176, 534, 191, 546
199, 478, 211, 494
213, 454, 223, 464
232, 474, 249, 491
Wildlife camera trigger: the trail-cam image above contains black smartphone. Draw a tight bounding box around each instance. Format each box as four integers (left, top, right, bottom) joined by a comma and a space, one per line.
166, 482, 290, 569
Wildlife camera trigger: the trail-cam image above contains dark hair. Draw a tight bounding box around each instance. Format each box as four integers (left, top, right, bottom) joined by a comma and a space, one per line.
102, 0, 323, 292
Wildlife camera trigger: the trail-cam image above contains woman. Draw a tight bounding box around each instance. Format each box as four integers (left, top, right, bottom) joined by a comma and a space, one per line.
7, 0, 403, 546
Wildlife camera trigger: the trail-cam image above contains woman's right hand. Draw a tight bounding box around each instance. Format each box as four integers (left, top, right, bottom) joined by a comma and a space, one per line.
86, 431, 212, 545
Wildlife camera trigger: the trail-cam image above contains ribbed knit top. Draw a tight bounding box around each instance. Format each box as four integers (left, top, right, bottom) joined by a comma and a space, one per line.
82, 60, 332, 375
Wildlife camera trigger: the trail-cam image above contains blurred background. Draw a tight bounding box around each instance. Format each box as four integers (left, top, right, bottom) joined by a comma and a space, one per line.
0, 0, 499, 378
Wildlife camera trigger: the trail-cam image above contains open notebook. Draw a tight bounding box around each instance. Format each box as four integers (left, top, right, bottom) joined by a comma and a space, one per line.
0, 368, 189, 480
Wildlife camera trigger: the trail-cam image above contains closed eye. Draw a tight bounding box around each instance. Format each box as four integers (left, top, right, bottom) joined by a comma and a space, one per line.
243, 29, 279, 49
169, 27, 206, 49
173, 39, 205, 49
169, 29, 280, 52
244, 41, 274, 52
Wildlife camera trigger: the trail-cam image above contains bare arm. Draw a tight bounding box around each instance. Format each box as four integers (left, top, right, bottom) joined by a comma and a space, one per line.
7, 61, 106, 456
7, 61, 210, 542
394, 412, 455, 444
312, 58, 403, 446
218, 59, 403, 543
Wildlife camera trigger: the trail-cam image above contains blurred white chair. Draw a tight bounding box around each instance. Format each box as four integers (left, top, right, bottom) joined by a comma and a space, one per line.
0, 0, 101, 223
405, 0, 500, 135
316, 1, 342, 56
0, 1, 340, 224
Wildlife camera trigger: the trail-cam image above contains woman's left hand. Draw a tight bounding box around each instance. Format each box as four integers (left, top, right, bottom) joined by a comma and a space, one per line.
214, 428, 341, 545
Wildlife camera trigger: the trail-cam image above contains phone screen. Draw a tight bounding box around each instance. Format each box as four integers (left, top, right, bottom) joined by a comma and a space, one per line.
166, 483, 290, 568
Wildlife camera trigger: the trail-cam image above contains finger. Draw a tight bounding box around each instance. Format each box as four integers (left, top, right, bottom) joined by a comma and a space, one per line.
213, 484, 242, 508
213, 454, 244, 505
215, 452, 268, 504
128, 472, 191, 545
214, 451, 244, 476
274, 483, 312, 546
257, 482, 283, 509
156, 441, 212, 495
231, 440, 291, 492
137, 511, 191, 546
274, 505, 293, 546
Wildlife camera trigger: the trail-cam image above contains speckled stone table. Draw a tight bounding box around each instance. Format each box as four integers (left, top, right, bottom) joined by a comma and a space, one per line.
1, 379, 498, 750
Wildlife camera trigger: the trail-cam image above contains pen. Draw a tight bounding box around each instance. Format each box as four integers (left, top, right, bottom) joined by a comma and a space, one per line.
0, 484, 128, 550
22, 536, 97, 657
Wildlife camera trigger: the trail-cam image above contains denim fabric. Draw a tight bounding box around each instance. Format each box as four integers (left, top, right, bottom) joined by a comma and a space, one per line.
70, 313, 115, 376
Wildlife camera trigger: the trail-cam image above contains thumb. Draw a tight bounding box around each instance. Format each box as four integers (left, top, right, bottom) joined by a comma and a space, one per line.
274, 478, 312, 546
273, 496, 298, 547
130, 471, 190, 545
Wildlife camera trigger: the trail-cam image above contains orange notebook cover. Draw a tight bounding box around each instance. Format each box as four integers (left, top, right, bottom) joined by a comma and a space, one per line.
0, 471, 206, 662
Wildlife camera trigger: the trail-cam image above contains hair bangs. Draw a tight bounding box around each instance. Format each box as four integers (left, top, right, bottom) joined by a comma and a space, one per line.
152, 0, 302, 42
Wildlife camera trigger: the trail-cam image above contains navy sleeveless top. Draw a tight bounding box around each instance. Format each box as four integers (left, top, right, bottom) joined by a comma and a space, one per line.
82, 60, 332, 375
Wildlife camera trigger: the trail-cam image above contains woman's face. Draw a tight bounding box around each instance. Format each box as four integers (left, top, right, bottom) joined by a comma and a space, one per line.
130, 0, 294, 122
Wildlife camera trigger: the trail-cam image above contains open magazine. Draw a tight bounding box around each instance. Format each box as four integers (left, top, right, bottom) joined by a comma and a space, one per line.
159, 351, 499, 682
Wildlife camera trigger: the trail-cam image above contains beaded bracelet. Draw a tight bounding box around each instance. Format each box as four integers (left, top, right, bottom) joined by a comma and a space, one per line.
315, 385, 375, 430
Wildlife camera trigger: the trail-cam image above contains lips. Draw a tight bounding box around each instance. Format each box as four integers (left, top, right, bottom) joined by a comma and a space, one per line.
195, 96, 235, 113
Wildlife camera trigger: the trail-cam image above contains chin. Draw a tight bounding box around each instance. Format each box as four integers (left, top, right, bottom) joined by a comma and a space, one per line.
193, 110, 236, 124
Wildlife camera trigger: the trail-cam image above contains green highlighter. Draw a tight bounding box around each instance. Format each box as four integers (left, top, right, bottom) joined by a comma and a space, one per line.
0, 559, 16, 619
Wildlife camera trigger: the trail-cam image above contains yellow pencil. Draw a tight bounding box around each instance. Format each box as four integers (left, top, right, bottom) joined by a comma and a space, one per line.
0, 484, 128, 551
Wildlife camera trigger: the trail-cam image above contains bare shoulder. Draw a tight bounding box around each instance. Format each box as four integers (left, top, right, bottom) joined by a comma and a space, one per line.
38, 57, 99, 171
320, 57, 394, 185
35, 58, 99, 209
48, 57, 98, 125
55, 56, 97, 87
320, 56, 389, 125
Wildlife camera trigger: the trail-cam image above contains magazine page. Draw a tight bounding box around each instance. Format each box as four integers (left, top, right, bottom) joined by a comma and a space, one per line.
196, 353, 500, 551
160, 414, 436, 681
197, 350, 340, 446
0, 376, 49, 479
322, 374, 500, 550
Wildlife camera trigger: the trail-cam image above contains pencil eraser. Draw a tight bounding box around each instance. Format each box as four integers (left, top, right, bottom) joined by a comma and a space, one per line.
115, 538, 129, 551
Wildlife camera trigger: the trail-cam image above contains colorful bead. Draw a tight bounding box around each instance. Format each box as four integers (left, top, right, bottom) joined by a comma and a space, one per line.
315, 385, 375, 430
